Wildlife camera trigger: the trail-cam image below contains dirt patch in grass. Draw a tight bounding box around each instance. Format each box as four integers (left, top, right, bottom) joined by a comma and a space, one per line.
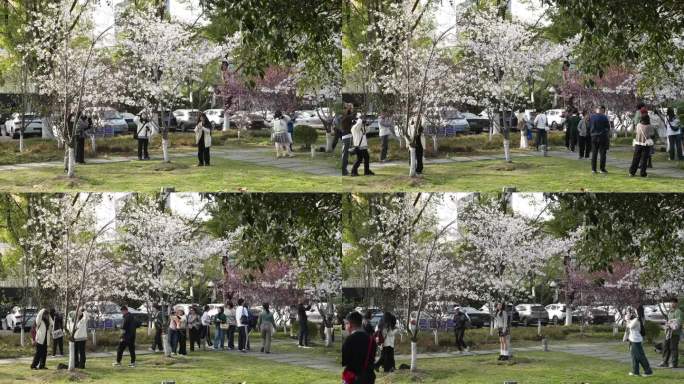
485, 162, 534, 171
153, 162, 190, 171
52, 175, 86, 188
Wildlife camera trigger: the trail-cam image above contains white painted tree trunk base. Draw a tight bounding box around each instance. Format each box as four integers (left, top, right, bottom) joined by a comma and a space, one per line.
68, 341, 76, 371
410, 341, 418, 372
433, 329, 439, 345
311, 147, 316, 159
504, 139, 511, 162
162, 139, 169, 162
223, 111, 230, 131
90, 136, 97, 156
67, 147, 76, 178
565, 306, 572, 326
325, 133, 334, 152
163, 333, 171, 357
408, 147, 417, 177
432, 136, 438, 153
324, 327, 332, 347
20, 327, 25, 347
520, 133, 528, 149
91, 329, 97, 346
19, 133, 24, 152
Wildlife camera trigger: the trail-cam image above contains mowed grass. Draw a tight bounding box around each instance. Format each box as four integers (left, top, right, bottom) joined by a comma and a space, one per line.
0, 352, 338, 384
0, 156, 342, 192
344, 154, 684, 192
382, 351, 684, 384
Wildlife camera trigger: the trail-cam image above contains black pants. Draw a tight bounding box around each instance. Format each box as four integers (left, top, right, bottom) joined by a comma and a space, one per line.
454, 328, 466, 351
74, 340, 86, 369
238, 326, 247, 350
31, 342, 48, 369
137, 138, 149, 160
578, 135, 590, 158
331, 131, 341, 151
201, 325, 212, 346
591, 134, 609, 172
567, 130, 577, 151
151, 327, 163, 351
189, 327, 201, 351
197, 140, 210, 166
178, 331, 187, 355
227, 325, 236, 349
116, 339, 136, 364
76, 137, 86, 163
376, 346, 395, 372
341, 137, 351, 175
668, 134, 683, 160
662, 334, 680, 367
351, 148, 371, 175
380, 135, 389, 161
536, 130, 548, 151
52, 336, 64, 355
413, 140, 424, 174
298, 321, 309, 346
629, 145, 651, 177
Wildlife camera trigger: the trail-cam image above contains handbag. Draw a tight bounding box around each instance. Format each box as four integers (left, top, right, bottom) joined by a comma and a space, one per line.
52, 329, 64, 339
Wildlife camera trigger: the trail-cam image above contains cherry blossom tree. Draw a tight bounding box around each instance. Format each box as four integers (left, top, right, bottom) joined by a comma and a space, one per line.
18, 1, 120, 177
115, 196, 232, 356
358, 193, 457, 371
452, 7, 573, 161
115, 5, 230, 161
21, 193, 115, 371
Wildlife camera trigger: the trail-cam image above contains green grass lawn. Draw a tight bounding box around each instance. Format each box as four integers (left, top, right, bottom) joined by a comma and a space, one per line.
0, 155, 342, 192
0, 352, 337, 384
344, 154, 684, 192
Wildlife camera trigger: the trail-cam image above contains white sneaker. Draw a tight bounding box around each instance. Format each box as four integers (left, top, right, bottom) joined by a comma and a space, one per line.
628, 372, 636, 376
642, 373, 653, 377
112, 362, 121, 367
128, 363, 136, 368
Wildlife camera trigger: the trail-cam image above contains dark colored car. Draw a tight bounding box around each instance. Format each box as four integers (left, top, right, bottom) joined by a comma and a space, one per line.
573, 306, 613, 325
461, 112, 490, 134
499, 111, 519, 131
454, 306, 490, 328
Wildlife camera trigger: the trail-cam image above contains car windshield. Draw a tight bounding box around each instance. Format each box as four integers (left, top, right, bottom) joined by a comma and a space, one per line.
531, 306, 545, 311
100, 110, 121, 120
440, 110, 463, 119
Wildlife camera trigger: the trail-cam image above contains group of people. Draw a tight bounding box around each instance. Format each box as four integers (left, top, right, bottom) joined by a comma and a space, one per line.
623, 298, 682, 377
135, 112, 213, 166
29, 307, 89, 370
341, 310, 399, 384
271, 110, 296, 158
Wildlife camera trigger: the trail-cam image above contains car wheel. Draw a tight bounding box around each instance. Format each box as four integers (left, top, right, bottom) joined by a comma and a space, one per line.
522, 317, 529, 327
552, 122, 558, 130
552, 316, 558, 325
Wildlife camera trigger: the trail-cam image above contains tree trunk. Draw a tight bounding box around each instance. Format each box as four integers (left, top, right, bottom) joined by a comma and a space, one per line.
310, 146, 316, 159
410, 341, 418, 372
162, 138, 169, 162
90, 135, 97, 156
433, 329, 439, 345
68, 341, 76, 371
503, 139, 511, 162
223, 110, 230, 131
520, 130, 528, 149
91, 329, 97, 346
163, 332, 171, 357
148, 321, 152, 336
565, 304, 572, 326
408, 146, 417, 177
66, 147, 76, 178
20, 327, 25, 347
431, 135, 438, 153
537, 320, 542, 336
325, 133, 334, 152
19, 131, 24, 152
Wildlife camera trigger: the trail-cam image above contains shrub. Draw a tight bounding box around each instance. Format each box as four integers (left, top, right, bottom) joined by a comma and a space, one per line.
293, 125, 319, 149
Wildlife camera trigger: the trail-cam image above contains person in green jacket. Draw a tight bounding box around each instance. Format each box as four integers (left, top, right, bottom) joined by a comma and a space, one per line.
660, 297, 682, 368
213, 307, 227, 350
565, 108, 581, 152
257, 303, 277, 354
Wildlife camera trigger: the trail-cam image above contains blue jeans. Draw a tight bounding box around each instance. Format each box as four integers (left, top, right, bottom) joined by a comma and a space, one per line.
169, 329, 179, 353
213, 326, 225, 349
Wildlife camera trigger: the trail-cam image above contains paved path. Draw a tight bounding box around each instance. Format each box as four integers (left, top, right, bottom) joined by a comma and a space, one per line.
0, 147, 340, 177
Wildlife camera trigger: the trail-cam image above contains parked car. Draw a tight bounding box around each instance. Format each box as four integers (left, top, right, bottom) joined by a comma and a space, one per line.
545, 109, 566, 130
173, 109, 200, 131
229, 111, 268, 130
453, 306, 490, 328
524, 109, 538, 130
425, 108, 470, 136
643, 304, 668, 325
545, 303, 569, 324
573, 306, 613, 325
204, 109, 225, 129
515, 304, 549, 326
120, 112, 138, 132
5, 306, 37, 331
461, 112, 489, 134
86, 108, 129, 135
5, 113, 43, 138
478, 304, 521, 325
294, 110, 325, 127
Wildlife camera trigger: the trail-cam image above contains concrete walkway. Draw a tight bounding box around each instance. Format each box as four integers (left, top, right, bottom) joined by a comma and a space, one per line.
0, 147, 340, 177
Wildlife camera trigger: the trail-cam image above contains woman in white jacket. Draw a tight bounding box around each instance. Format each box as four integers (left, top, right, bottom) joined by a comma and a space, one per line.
272, 110, 294, 158
623, 306, 653, 377
136, 115, 156, 161
30, 308, 51, 370
374, 312, 397, 372
72, 311, 89, 369
350, 114, 374, 176
195, 113, 212, 166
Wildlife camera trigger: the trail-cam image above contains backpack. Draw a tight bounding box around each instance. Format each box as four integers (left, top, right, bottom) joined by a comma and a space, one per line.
248, 312, 258, 328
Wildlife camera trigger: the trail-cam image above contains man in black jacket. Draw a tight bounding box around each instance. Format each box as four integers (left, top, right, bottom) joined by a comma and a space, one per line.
452, 307, 469, 352
114, 306, 137, 367
589, 105, 611, 173
340, 105, 354, 176
342, 311, 376, 384
297, 302, 312, 347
